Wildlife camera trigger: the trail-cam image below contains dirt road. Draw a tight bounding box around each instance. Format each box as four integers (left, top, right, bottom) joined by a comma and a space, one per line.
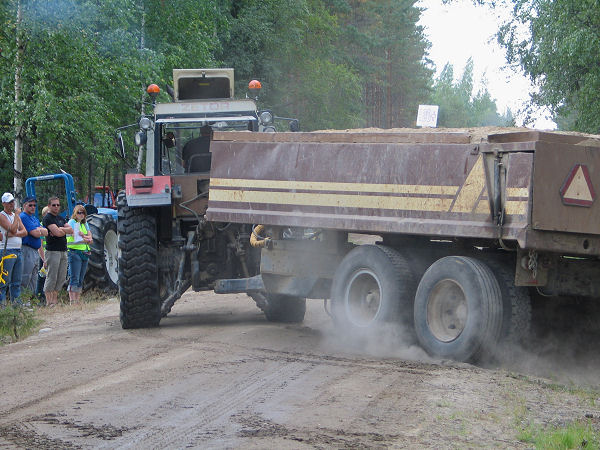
1, 291, 599, 448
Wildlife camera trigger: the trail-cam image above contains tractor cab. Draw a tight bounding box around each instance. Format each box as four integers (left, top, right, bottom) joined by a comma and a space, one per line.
151, 69, 261, 177
123, 68, 298, 208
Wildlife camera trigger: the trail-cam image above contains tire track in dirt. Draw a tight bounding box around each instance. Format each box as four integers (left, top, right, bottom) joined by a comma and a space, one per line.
130, 359, 313, 447
0, 344, 210, 423
2, 336, 445, 448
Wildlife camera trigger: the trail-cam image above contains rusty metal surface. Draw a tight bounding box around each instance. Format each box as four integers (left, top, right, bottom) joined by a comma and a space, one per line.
172, 175, 210, 216
487, 130, 600, 145
207, 140, 531, 243
213, 131, 471, 144
523, 229, 600, 256
478, 141, 538, 153
531, 142, 600, 235
260, 240, 341, 278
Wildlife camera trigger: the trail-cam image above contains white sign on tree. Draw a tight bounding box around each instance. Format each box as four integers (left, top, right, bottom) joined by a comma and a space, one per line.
416, 105, 439, 128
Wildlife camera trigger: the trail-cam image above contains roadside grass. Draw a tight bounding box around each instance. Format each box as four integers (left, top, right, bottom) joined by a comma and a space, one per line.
36, 289, 116, 318
0, 305, 41, 344
1, 288, 117, 344
517, 420, 600, 449
507, 372, 600, 408
504, 374, 600, 449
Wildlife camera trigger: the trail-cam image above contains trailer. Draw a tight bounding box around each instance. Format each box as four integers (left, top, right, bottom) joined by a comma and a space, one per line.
206, 128, 600, 362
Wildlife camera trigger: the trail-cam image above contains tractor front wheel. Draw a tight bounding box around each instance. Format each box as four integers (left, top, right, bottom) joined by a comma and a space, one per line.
117, 193, 161, 329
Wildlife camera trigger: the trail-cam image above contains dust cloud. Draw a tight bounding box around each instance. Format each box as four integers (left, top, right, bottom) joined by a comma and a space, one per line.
491, 296, 600, 388
291, 232, 599, 387
321, 317, 434, 363
316, 295, 600, 388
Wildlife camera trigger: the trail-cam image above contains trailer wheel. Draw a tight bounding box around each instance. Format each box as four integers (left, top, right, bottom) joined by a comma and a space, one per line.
117, 192, 161, 329
331, 245, 416, 334
483, 256, 531, 345
414, 256, 502, 362
263, 294, 306, 323
85, 214, 118, 292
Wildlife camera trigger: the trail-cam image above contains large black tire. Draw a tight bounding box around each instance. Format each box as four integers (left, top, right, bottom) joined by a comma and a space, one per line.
85, 214, 118, 292
414, 256, 503, 362
482, 256, 531, 345
263, 294, 306, 323
117, 192, 161, 329
330, 244, 416, 334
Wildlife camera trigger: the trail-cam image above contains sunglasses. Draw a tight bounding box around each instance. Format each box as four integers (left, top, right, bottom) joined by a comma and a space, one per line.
51, 204, 60, 207
76, 211, 85, 215
26, 203, 36, 207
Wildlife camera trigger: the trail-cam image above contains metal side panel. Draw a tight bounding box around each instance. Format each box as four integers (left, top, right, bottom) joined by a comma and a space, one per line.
206, 141, 532, 241
532, 142, 600, 235
125, 174, 172, 207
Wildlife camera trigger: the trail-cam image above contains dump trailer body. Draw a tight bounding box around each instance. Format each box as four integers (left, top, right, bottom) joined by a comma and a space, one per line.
206, 129, 600, 257
205, 127, 600, 362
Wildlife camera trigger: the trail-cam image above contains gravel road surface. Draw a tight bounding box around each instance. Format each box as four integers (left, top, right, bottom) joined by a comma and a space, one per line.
1, 291, 599, 448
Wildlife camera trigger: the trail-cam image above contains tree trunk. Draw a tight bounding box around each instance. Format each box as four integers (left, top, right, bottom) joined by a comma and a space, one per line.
88, 158, 93, 203
13, 0, 24, 201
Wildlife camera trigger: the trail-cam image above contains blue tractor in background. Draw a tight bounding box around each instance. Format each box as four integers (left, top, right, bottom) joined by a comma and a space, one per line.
25, 173, 119, 292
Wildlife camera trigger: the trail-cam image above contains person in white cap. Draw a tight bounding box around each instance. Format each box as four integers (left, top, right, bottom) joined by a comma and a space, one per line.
0, 192, 27, 305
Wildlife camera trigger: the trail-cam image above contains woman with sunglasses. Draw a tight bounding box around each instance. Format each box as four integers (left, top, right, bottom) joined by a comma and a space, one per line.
66, 206, 93, 305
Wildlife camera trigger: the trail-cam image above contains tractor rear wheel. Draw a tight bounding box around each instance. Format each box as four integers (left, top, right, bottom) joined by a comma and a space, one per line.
85, 214, 118, 292
117, 192, 161, 329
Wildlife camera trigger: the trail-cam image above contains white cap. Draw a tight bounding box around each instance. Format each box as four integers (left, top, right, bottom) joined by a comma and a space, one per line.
1, 192, 14, 203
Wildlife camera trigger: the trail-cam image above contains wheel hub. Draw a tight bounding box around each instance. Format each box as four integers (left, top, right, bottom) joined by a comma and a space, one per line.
103, 229, 119, 284
426, 279, 467, 342
345, 269, 382, 327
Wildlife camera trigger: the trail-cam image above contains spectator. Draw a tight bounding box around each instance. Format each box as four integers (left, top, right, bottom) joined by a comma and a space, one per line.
0, 192, 27, 306
66, 205, 92, 305
42, 197, 72, 307
20, 196, 48, 298
35, 206, 50, 303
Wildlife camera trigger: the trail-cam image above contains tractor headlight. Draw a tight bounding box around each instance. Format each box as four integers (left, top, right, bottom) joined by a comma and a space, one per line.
134, 130, 147, 147
139, 117, 153, 130
259, 110, 273, 124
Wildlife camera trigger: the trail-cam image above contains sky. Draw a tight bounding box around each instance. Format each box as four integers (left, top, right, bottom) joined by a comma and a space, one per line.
417, 0, 556, 129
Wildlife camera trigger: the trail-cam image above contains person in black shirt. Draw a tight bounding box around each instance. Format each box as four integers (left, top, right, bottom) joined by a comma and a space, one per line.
42, 197, 72, 307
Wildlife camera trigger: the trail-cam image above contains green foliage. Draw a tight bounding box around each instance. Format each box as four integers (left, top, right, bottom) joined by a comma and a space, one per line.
517, 420, 600, 449
431, 59, 513, 127
0, 0, 451, 191
217, 0, 363, 130
497, 0, 600, 132
335, 0, 433, 128
0, 304, 41, 343
0, 0, 159, 194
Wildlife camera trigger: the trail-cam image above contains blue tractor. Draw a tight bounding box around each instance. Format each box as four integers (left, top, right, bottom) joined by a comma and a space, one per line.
25, 173, 119, 292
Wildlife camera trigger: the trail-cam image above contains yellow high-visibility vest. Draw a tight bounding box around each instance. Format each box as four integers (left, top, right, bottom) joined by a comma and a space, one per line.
67, 221, 90, 251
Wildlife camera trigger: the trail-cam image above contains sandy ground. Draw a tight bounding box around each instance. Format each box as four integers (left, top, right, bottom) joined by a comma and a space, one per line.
0, 291, 599, 449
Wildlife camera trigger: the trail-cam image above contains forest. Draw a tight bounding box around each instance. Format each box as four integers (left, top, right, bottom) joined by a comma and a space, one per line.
0, 0, 593, 199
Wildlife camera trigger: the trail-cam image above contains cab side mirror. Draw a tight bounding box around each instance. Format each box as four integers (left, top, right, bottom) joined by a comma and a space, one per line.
115, 132, 126, 159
